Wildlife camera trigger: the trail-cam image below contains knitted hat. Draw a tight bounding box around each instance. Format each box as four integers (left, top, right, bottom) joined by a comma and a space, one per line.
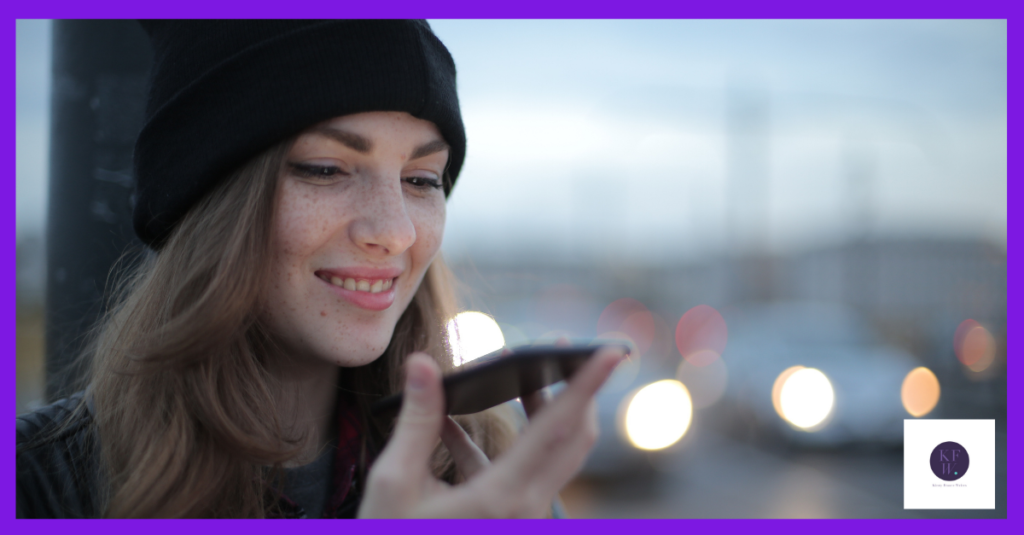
133, 20, 465, 248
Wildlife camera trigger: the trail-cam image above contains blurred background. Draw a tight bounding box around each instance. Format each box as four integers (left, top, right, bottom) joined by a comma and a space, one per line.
17, 20, 1005, 518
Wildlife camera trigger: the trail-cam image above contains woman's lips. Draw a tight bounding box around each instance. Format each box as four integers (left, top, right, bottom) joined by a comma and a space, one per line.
316, 272, 398, 311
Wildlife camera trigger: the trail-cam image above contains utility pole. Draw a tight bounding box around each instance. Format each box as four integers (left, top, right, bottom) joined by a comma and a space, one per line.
45, 20, 151, 401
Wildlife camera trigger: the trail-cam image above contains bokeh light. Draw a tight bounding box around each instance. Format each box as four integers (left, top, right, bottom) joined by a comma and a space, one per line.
771, 365, 805, 420
675, 305, 728, 366
447, 311, 505, 366
954, 319, 996, 373
597, 298, 655, 356
676, 355, 729, 409
622, 380, 693, 451
901, 367, 940, 417
779, 368, 834, 430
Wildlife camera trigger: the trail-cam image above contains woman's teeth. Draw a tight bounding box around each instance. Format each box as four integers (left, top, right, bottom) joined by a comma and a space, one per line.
325, 276, 393, 293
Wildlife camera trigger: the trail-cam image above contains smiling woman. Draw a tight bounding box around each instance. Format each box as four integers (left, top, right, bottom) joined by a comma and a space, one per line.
15, 20, 623, 519
266, 113, 450, 367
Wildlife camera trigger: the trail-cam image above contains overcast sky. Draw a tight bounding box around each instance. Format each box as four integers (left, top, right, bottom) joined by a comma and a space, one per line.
17, 20, 1006, 262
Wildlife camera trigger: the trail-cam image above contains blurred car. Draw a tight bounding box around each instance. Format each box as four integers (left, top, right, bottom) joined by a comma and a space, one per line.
574, 300, 924, 480
577, 361, 687, 479
720, 301, 921, 447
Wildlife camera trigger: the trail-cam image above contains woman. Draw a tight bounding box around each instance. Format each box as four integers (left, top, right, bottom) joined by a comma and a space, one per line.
16, 20, 623, 518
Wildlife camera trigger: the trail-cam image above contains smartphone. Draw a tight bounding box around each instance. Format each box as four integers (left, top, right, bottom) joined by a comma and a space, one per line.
370, 342, 631, 418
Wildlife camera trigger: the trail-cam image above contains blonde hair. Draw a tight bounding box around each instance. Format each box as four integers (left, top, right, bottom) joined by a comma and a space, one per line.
88, 141, 516, 518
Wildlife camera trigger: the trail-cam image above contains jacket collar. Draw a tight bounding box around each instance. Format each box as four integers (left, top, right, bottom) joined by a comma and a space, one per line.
269, 393, 366, 518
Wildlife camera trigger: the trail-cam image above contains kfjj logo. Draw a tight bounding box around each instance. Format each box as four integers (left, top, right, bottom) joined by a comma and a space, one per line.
930, 441, 970, 481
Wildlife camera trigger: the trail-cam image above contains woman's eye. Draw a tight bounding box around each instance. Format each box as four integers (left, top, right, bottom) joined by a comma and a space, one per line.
289, 163, 347, 180
404, 176, 443, 190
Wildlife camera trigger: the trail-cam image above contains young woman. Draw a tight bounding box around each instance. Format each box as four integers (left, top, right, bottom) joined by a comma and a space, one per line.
16, 20, 623, 518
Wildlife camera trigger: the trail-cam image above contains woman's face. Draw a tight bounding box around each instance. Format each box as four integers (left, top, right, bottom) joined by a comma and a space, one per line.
263, 111, 448, 368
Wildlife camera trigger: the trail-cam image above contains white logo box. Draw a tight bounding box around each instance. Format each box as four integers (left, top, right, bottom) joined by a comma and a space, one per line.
904, 419, 995, 510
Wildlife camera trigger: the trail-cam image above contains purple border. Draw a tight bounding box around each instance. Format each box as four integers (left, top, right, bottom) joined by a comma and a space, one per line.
4, 1, 1018, 18
8, 0, 1014, 531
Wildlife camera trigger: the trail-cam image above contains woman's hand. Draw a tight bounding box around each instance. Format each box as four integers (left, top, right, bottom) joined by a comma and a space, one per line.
357, 346, 625, 518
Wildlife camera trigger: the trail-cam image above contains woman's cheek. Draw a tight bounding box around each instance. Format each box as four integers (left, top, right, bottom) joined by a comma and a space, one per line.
413, 200, 446, 256
275, 189, 335, 256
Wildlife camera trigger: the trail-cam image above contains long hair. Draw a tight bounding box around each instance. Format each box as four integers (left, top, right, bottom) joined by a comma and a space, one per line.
88, 141, 516, 518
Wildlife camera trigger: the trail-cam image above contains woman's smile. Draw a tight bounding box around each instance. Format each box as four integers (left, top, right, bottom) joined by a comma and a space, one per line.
314, 266, 403, 311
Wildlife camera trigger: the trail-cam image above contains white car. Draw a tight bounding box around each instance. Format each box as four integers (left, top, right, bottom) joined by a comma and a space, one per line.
720, 301, 922, 447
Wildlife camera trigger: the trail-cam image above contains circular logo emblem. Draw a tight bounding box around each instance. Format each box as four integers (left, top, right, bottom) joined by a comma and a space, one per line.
930, 441, 969, 481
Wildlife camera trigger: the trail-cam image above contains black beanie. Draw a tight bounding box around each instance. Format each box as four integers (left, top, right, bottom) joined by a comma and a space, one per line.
133, 20, 466, 248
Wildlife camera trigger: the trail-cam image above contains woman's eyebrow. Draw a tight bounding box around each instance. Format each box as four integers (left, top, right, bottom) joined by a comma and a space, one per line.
307, 128, 447, 160
410, 139, 450, 160
309, 126, 373, 153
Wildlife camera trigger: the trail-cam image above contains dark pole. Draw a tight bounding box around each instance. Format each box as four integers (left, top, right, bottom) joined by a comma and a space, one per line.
45, 20, 152, 401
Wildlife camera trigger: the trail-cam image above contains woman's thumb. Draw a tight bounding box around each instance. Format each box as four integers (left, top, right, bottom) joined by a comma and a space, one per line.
386, 353, 446, 471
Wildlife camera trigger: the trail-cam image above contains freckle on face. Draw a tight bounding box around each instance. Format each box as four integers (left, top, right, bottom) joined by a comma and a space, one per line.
320, 310, 327, 317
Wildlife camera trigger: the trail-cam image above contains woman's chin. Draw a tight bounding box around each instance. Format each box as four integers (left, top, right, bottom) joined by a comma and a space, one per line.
315, 340, 392, 368
330, 353, 386, 368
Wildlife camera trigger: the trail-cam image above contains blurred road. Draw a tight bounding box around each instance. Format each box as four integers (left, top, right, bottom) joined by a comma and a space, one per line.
561, 425, 1006, 519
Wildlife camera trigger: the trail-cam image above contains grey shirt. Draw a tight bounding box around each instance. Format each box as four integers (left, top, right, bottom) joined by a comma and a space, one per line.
281, 445, 336, 519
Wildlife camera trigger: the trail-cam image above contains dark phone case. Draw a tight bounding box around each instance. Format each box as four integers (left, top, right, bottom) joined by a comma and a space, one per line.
370, 343, 630, 418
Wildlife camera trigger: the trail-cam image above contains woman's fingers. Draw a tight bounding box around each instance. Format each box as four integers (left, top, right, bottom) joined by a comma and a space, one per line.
535, 345, 622, 430
363, 346, 622, 519
529, 397, 600, 490
521, 388, 550, 419
440, 417, 491, 481
376, 353, 446, 477
360, 353, 448, 518
493, 345, 625, 492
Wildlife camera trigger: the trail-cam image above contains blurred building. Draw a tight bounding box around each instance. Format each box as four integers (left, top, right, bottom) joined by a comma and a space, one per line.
450, 235, 1005, 396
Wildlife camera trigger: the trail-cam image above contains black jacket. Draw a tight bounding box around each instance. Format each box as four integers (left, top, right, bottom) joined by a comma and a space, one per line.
16, 393, 100, 518
17, 395, 563, 518
15, 393, 364, 518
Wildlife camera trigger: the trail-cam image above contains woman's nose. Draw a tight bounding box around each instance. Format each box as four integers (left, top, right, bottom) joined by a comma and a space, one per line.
348, 178, 416, 256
